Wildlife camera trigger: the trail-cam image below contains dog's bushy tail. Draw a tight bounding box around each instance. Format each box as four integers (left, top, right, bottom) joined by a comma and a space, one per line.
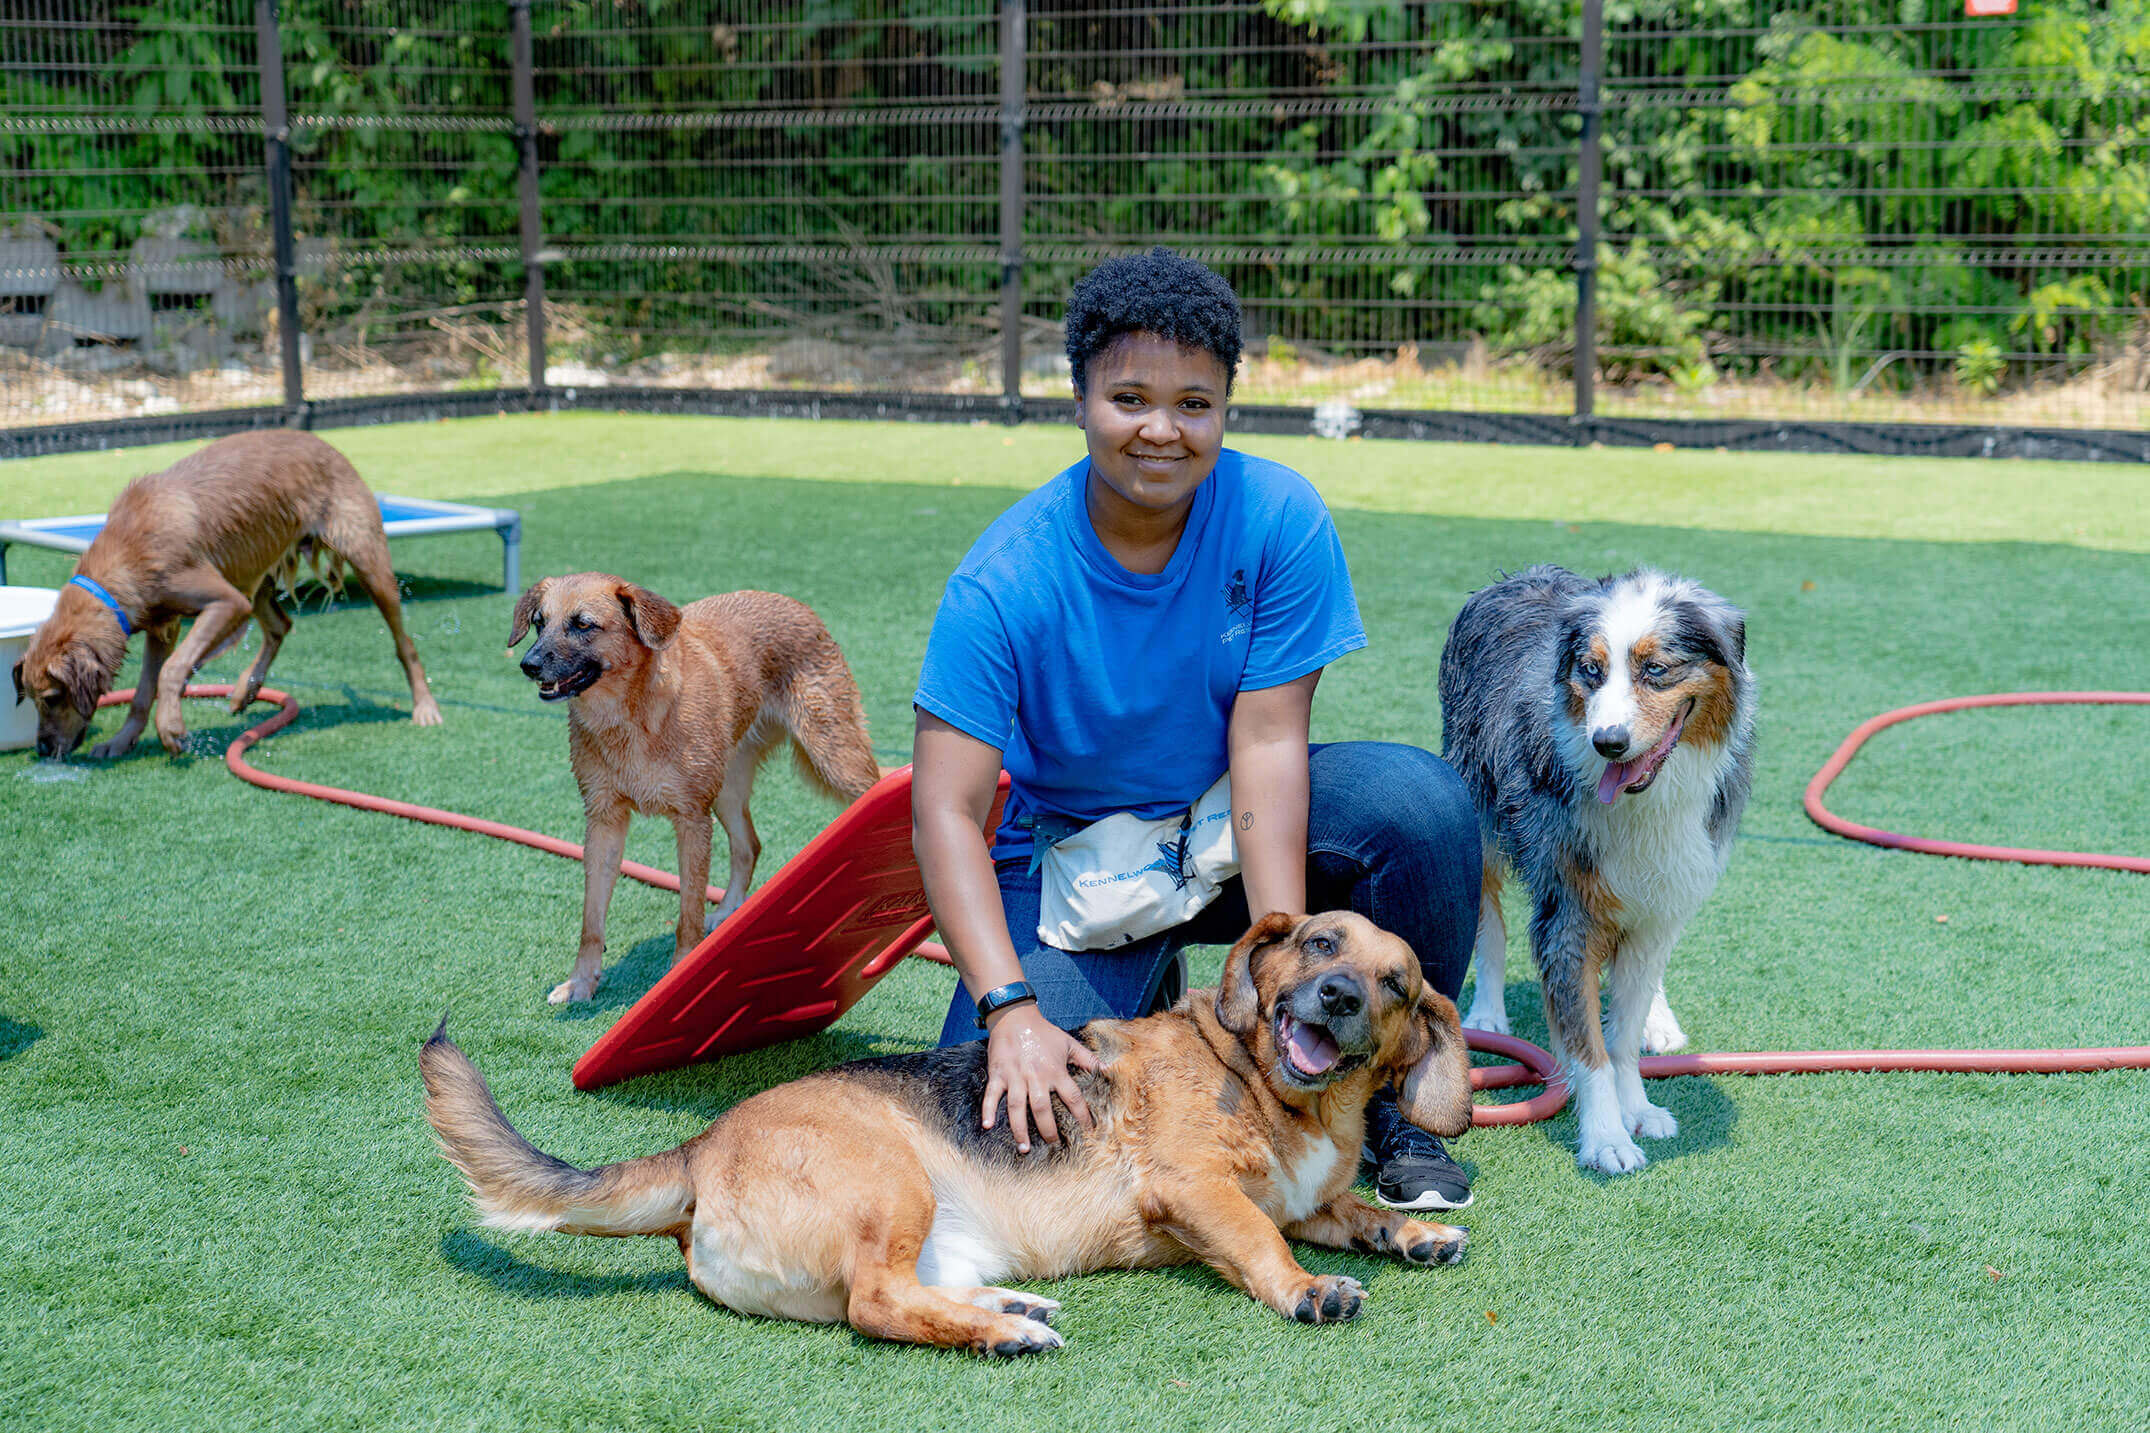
781, 668, 882, 804
419, 1022, 693, 1237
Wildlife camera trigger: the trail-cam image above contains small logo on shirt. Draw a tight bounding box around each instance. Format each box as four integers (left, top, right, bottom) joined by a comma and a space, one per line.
1221, 567, 1253, 644
1223, 568, 1253, 618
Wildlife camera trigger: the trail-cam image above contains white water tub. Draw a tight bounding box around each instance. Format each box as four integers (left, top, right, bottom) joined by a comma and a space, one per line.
1, 585, 61, 750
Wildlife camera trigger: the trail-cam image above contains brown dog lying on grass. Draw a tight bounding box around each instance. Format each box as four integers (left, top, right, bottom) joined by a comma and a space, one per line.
507, 573, 881, 1003
14, 429, 441, 760
422, 911, 1474, 1355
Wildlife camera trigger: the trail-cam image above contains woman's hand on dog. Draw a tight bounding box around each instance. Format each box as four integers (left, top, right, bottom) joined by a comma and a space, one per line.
983, 1005, 1097, 1154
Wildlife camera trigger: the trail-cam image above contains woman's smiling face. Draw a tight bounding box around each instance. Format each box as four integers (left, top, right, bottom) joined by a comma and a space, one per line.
1077, 332, 1229, 518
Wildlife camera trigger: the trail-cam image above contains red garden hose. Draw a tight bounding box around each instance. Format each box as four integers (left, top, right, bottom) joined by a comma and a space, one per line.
95, 686, 2150, 1126
1460, 1030, 2150, 1127
1804, 691, 2150, 873
98, 685, 956, 966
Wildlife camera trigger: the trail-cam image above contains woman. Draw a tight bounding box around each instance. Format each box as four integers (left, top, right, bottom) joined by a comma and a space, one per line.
911, 249, 1479, 1210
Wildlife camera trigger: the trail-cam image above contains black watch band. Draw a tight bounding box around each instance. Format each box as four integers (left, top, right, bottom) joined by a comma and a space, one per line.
974, 980, 1038, 1028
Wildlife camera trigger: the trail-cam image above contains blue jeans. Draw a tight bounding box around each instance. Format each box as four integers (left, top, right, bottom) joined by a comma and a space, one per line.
937, 741, 1480, 1046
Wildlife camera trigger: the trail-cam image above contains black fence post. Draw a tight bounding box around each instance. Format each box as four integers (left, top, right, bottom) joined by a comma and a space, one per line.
998, 0, 1026, 423
511, 0, 546, 403
1573, 0, 1604, 429
255, 0, 304, 425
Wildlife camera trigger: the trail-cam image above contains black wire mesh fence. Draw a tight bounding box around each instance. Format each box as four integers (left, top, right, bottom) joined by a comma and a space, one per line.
1022, 3, 1585, 412
2, 2, 272, 426
3, 1, 2145, 450
283, 1, 525, 403
0, 0, 527, 426
531, 2, 1006, 395
1595, 0, 2150, 429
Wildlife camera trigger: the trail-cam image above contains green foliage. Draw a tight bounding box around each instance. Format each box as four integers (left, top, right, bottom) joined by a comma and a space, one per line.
0, 1, 262, 262
1471, 244, 1713, 379
1953, 336, 2006, 395
6, 1, 2144, 387
1267, 0, 2149, 388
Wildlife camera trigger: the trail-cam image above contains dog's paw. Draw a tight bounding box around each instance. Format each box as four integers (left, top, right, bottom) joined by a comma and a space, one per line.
1290, 1274, 1365, 1325
155, 721, 188, 756
227, 683, 260, 715
547, 975, 599, 1005
1578, 1131, 1649, 1175
1461, 1006, 1511, 1036
981, 1320, 1064, 1357
970, 1290, 1061, 1326
86, 735, 132, 760
411, 697, 444, 728
1398, 1221, 1469, 1266
1641, 1003, 1688, 1055
1628, 1101, 1678, 1140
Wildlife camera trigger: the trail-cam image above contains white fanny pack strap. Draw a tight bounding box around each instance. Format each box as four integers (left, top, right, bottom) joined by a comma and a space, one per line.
1036, 773, 1239, 951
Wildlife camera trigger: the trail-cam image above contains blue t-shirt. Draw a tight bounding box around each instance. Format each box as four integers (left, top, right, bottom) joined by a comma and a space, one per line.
914, 447, 1366, 861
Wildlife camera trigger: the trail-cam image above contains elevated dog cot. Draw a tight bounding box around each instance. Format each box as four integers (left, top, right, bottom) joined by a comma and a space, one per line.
0, 494, 522, 591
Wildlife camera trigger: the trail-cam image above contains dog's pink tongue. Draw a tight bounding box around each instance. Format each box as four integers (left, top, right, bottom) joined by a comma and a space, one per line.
1597, 760, 1634, 804
1287, 1020, 1340, 1076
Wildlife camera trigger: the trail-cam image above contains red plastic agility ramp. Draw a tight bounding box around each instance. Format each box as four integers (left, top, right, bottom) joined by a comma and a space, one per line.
570, 768, 1008, 1089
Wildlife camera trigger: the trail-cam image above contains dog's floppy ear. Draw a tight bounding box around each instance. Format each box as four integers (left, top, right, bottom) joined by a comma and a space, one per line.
1217, 911, 1300, 1036
59, 649, 101, 721
1391, 990, 1474, 1138
506, 577, 551, 650
10, 659, 23, 706
615, 582, 681, 650
1675, 592, 1746, 671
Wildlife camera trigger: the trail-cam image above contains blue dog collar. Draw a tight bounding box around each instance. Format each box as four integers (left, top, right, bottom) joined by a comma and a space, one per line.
68, 575, 133, 636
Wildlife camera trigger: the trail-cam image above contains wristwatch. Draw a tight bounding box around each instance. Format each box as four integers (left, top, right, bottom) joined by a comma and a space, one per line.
974, 980, 1039, 1028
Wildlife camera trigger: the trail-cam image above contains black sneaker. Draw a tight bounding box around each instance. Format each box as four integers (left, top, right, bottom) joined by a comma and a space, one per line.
1363, 1094, 1473, 1211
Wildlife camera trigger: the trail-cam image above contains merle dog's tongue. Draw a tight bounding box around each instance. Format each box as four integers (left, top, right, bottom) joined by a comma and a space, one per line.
1286, 1019, 1340, 1076
1597, 759, 1636, 804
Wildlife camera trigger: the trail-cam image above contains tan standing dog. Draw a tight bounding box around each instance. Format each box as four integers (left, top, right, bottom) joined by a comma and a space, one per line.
13, 430, 441, 760
507, 573, 880, 1004
422, 911, 1475, 1354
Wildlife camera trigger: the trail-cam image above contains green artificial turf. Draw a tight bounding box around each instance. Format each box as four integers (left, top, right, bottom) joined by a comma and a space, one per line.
2, 413, 2146, 1432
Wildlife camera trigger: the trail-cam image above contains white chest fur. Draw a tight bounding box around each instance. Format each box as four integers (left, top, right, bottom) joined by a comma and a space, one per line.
1267, 1135, 1343, 1224
1579, 743, 1732, 936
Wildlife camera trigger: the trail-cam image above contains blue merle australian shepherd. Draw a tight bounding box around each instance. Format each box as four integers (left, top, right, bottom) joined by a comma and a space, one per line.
1439, 566, 1754, 1175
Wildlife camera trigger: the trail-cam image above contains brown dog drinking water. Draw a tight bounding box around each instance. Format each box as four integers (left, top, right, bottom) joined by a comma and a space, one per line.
14, 430, 441, 760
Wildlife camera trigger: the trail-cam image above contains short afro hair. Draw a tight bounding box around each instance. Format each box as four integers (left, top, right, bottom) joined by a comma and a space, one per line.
1063, 247, 1242, 397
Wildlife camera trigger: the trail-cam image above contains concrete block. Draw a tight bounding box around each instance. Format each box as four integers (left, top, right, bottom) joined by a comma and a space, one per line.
48, 277, 151, 347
